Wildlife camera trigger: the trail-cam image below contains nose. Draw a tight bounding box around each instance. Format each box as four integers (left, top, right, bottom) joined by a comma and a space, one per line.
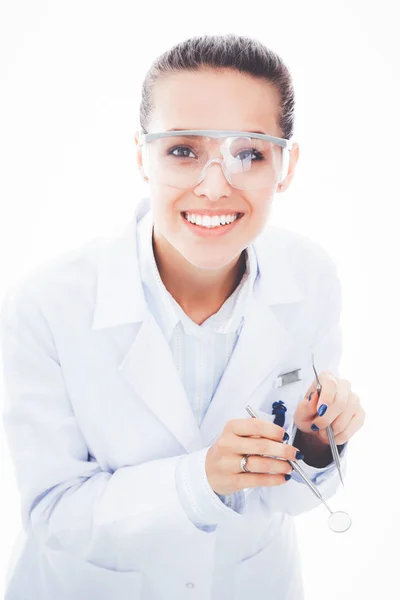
194, 158, 232, 199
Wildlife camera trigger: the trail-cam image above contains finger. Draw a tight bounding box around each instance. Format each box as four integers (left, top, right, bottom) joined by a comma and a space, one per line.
329, 395, 360, 436
235, 455, 293, 475
312, 379, 351, 430
298, 374, 338, 424
295, 388, 320, 424
314, 377, 338, 420
236, 437, 301, 462
333, 408, 366, 445
313, 408, 353, 445
229, 418, 287, 443
236, 472, 292, 489
303, 370, 335, 401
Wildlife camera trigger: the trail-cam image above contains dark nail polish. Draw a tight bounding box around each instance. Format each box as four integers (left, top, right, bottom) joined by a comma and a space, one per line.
311, 423, 319, 431
284, 474, 292, 481
282, 432, 289, 442
295, 451, 304, 460
308, 392, 313, 401
317, 404, 327, 417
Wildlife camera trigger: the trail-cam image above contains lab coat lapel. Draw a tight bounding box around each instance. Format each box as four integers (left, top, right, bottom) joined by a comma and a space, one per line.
119, 308, 204, 453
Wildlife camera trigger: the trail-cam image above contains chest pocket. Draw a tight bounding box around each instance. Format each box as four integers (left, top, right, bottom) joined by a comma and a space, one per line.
258, 357, 316, 427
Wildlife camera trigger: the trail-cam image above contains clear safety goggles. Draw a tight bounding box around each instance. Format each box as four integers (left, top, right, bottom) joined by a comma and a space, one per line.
137, 130, 293, 191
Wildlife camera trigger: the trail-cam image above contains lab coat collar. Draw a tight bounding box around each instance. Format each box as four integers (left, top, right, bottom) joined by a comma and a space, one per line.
92, 196, 304, 452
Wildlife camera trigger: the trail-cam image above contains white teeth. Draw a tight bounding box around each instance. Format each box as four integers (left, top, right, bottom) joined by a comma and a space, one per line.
183, 213, 241, 228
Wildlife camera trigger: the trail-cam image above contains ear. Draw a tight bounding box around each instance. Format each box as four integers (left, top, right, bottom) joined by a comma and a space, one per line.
134, 130, 148, 181
277, 142, 300, 192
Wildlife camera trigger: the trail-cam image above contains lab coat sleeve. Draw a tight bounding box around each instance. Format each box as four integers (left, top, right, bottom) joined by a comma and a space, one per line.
175, 449, 246, 532
0, 285, 249, 567
259, 252, 349, 516
215, 491, 245, 511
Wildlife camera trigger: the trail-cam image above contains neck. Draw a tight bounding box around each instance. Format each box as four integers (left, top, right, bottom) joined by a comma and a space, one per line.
152, 229, 247, 318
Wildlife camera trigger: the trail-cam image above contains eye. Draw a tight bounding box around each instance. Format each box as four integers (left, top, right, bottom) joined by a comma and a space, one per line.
168, 146, 197, 159
235, 149, 265, 162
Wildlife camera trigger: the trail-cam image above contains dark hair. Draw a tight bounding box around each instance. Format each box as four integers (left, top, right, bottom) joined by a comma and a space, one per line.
139, 33, 295, 140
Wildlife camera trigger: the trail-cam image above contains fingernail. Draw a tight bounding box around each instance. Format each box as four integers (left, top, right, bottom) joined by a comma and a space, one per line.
317, 404, 327, 417
284, 474, 292, 481
295, 451, 304, 460
308, 392, 313, 401
311, 423, 319, 431
282, 432, 289, 442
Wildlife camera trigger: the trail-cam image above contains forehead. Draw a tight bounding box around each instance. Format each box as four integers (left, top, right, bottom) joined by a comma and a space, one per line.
150, 68, 281, 136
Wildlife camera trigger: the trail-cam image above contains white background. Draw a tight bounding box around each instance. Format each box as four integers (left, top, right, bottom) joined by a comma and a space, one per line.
0, 1, 399, 598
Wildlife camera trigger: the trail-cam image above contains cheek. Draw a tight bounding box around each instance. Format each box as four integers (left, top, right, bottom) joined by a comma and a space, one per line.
150, 187, 181, 223
246, 193, 274, 226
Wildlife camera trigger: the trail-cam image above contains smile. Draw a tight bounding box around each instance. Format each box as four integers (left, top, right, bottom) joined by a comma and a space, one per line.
180, 212, 244, 238
182, 212, 243, 228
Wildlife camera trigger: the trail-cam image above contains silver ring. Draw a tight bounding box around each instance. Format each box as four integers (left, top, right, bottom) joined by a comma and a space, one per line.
240, 454, 251, 473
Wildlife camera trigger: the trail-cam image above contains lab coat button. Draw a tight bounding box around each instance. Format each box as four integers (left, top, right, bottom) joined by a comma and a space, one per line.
186, 582, 195, 588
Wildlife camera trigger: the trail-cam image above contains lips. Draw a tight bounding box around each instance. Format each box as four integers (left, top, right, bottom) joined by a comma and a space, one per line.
180, 210, 244, 237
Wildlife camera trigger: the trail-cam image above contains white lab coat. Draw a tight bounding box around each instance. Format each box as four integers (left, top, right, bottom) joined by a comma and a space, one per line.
0, 196, 348, 600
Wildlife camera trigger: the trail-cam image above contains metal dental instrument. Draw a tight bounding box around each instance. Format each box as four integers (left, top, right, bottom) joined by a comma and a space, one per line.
245, 404, 352, 533
311, 354, 345, 488
245, 405, 330, 509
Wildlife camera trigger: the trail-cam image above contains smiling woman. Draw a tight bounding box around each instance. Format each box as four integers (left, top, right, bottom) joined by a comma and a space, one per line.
0, 32, 364, 600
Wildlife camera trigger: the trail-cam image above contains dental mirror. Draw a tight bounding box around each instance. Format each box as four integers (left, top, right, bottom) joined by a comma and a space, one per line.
289, 459, 352, 533
328, 510, 352, 533
245, 404, 353, 533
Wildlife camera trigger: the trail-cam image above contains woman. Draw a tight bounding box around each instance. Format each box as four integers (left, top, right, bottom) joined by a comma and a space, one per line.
0, 34, 365, 600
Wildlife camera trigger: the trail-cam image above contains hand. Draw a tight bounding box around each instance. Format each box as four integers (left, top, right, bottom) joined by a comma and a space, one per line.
205, 418, 303, 496
293, 371, 366, 446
